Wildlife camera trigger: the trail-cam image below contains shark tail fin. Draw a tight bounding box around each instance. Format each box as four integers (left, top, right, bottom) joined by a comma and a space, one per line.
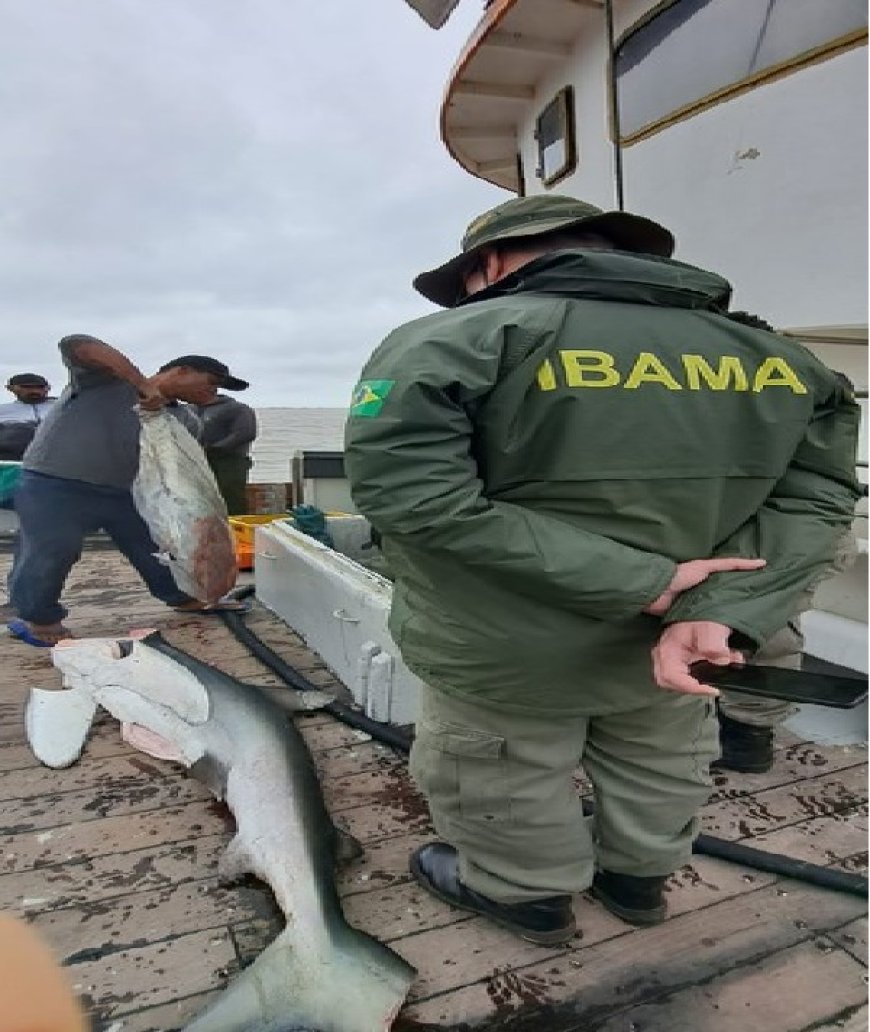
183, 920, 415, 1032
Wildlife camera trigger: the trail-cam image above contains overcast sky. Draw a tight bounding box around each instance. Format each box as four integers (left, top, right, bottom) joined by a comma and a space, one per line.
0, 1, 503, 406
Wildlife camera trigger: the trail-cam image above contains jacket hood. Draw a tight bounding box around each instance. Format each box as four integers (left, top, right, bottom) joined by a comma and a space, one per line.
459, 249, 733, 313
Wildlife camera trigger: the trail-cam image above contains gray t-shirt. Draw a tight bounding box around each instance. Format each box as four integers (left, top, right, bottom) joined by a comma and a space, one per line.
192, 395, 257, 456
23, 336, 199, 489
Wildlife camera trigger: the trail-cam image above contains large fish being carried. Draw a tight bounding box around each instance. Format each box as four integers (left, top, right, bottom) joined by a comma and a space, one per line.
132, 409, 237, 603
25, 633, 416, 1032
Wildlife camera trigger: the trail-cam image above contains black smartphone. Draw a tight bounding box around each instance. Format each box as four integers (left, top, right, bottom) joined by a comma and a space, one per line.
689, 662, 868, 709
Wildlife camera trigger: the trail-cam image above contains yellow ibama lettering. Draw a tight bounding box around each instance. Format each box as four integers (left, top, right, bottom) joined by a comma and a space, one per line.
560, 350, 620, 387
753, 358, 808, 394
536, 359, 557, 391
624, 352, 682, 390
682, 355, 749, 391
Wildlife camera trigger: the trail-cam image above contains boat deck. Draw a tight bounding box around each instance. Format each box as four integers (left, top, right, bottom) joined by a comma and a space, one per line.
0, 548, 866, 1031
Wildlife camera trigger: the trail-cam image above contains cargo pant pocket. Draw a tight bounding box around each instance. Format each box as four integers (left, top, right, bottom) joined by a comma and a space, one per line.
410, 722, 511, 825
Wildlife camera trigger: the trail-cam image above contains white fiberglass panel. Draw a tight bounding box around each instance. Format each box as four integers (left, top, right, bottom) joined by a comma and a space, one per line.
619, 46, 867, 328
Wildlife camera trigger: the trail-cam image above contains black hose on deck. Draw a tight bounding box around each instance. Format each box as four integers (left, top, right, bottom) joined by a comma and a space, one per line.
219, 601, 868, 899
578, 800, 867, 897
693, 834, 867, 895
220, 603, 414, 754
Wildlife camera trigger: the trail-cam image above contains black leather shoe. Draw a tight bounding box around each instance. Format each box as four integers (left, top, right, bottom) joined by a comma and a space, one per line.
409, 842, 576, 945
590, 870, 667, 926
711, 714, 774, 773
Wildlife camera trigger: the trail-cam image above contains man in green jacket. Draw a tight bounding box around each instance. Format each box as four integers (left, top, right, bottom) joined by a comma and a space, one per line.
344, 195, 860, 944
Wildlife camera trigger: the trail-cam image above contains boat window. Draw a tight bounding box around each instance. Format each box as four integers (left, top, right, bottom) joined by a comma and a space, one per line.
615, 0, 867, 141
534, 86, 577, 187
516, 152, 526, 197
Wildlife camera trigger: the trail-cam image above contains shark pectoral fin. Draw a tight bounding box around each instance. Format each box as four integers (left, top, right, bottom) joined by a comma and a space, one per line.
25, 687, 98, 769
121, 722, 188, 764
190, 753, 229, 799
217, 836, 252, 884
333, 825, 364, 865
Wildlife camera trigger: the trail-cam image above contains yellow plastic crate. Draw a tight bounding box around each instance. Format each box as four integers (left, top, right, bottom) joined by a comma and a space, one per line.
230, 511, 355, 571
229, 514, 287, 571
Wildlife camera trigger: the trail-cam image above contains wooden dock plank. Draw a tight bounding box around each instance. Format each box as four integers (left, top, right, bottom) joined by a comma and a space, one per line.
1, 549, 866, 1031
0, 730, 130, 772
0, 753, 187, 802
395, 883, 866, 1028
313, 738, 403, 780
93, 990, 219, 1032
581, 938, 867, 1032
337, 800, 435, 844
748, 817, 869, 871
0, 836, 228, 914
66, 927, 236, 1024
1, 773, 211, 834
337, 830, 441, 897
347, 852, 783, 949
701, 764, 868, 840
824, 917, 868, 967
1, 801, 229, 873
30, 878, 276, 962
805, 1010, 869, 1032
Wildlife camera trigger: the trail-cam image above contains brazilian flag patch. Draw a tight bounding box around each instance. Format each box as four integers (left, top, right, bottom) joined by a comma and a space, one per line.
350, 379, 395, 417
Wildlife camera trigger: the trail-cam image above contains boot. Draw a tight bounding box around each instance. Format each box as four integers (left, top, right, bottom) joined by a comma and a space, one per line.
409, 842, 576, 945
590, 869, 667, 926
711, 713, 774, 774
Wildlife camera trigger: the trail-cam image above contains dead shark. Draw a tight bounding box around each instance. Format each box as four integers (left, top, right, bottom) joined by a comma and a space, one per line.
25, 632, 416, 1032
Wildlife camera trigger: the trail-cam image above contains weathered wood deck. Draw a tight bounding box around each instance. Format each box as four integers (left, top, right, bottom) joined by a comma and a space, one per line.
0, 547, 866, 1031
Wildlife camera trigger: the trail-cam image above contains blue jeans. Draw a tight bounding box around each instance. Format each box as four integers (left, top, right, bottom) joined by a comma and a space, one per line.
9, 471, 192, 625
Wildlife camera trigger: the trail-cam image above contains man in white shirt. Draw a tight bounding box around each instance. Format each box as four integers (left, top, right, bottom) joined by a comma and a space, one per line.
0, 373, 56, 461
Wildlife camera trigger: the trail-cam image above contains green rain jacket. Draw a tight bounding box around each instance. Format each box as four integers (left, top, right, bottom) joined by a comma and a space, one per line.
345, 251, 861, 715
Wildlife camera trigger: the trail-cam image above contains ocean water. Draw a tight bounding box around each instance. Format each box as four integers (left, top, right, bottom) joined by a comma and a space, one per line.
250, 407, 348, 482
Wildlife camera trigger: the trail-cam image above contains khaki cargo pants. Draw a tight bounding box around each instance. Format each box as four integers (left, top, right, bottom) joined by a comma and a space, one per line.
410, 685, 718, 905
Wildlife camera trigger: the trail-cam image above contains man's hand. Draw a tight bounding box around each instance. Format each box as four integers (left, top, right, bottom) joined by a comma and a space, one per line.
136, 383, 167, 411
644, 557, 766, 616
651, 620, 745, 696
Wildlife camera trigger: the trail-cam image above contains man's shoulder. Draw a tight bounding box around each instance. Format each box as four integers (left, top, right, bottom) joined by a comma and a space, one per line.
218, 397, 255, 420
710, 312, 845, 377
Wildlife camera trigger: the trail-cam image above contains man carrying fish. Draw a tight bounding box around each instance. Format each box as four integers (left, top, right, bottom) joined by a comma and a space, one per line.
345, 195, 860, 943
6, 335, 249, 647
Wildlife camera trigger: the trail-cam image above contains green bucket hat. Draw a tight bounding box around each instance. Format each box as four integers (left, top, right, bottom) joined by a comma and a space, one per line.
413, 194, 675, 307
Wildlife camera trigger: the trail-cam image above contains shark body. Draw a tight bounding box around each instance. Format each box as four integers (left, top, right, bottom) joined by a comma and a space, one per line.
26, 632, 416, 1032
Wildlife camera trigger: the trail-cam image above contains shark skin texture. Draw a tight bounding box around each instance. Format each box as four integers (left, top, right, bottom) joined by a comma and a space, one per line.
25, 632, 416, 1032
